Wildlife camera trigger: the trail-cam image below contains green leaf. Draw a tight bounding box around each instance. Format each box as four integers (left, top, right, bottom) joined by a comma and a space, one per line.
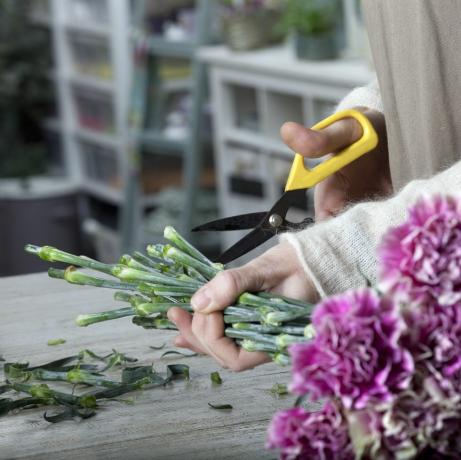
0, 396, 44, 416
29, 355, 80, 371
0, 384, 12, 395
210, 371, 222, 385
294, 394, 307, 407
29, 383, 54, 400
208, 403, 233, 410
100, 350, 138, 372
270, 383, 288, 396
47, 338, 66, 346
44, 406, 96, 423
161, 350, 197, 359
121, 365, 157, 385
4, 362, 31, 382
166, 364, 190, 382
79, 395, 97, 409
78, 349, 113, 362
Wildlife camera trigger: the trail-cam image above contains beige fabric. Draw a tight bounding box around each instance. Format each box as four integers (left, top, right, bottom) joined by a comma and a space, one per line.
284, 1, 461, 296
363, 0, 461, 190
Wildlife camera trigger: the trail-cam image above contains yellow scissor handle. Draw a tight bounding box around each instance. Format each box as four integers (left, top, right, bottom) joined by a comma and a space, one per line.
285, 109, 378, 192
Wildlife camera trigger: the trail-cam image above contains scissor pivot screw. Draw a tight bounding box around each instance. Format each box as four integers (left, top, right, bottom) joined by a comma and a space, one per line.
269, 214, 283, 228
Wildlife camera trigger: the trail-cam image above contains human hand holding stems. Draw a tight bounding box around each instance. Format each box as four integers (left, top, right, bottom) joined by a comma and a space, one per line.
169, 108, 391, 370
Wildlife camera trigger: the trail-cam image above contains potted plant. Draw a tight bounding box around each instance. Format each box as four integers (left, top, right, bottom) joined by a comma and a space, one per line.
279, 0, 341, 60
220, 0, 284, 52
0, 1, 82, 276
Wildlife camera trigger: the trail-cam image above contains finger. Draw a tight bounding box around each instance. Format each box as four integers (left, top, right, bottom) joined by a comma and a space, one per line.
190, 312, 226, 367
191, 265, 264, 313
173, 335, 203, 354
192, 312, 271, 371
314, 180, 347, 221
280, 117, 362, 159
192, 243, 300, 314
167, 307, 207, 354
173, 335, 189, 347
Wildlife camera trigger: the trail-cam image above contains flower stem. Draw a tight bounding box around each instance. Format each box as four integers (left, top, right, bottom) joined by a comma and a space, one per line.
134, 302, 192, 316
240, 339, 279, 353
163, 245, 220, 280
111, 265, 198, 288
263, 307, 312, 326
132, 251, 163, 270
132, 316, 177, 330
76, 307, 134, 327
137, 283, 197, 297
25, 244, 114, 275
163, 226, 215, 268
61, 267, 138, 291
232, 322, 305, 336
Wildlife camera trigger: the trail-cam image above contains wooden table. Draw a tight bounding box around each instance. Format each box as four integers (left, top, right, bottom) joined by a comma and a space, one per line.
0, 273, 301, 459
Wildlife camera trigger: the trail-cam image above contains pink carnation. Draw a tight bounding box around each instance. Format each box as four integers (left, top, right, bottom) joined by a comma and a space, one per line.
267, 402, 353, 460
403, 302, 461, 394
289, 289, 414, 409
379, 195, 461, 306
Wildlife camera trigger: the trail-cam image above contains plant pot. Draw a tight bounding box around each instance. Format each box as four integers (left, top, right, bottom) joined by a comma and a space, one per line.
0, 177, 82, 276
294, 32, 339, 60
222, 10, 282, 52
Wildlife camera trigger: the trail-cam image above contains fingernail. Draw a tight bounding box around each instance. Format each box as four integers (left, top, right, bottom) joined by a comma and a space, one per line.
192, 289, 211, 311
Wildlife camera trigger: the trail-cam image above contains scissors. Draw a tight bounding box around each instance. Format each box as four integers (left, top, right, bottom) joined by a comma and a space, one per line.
192, 109, 378, 264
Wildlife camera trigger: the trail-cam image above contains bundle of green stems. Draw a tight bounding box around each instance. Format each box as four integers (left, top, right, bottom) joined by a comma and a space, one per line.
26, 227, 315, 365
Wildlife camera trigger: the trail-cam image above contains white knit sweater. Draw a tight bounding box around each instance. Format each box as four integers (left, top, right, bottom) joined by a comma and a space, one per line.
282, 82, 461, 298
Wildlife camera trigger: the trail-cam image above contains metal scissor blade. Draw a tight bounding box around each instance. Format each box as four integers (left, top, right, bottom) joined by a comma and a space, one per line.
217, 226, 274, 264
191, 212, 268, 232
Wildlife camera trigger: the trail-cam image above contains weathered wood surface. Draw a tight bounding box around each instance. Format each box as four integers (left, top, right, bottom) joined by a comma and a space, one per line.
0, 273, 306, 460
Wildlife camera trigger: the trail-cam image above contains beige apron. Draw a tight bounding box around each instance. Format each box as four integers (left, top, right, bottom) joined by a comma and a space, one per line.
362, 0, 461, 191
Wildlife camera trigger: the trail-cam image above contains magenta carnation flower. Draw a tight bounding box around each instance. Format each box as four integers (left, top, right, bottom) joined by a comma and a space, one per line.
347, 405, 418, 459
379, 194, 461, 307
378, 380, 461, 457
289, 289, 414, 409
267, 402, 353, 460
403, 302, 461, 393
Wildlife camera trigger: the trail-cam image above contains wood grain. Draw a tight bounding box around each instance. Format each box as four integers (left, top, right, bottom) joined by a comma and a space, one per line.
0, 273, 312, 459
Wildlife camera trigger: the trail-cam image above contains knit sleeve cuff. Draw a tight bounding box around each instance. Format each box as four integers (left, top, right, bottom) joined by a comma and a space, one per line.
281, 232, 328, 299
335, 78, 383, 113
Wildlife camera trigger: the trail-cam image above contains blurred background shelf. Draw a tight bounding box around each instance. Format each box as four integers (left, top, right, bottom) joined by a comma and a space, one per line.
1, 0, 374, 274
119, 0, 217, 254
135, 131, 187, 156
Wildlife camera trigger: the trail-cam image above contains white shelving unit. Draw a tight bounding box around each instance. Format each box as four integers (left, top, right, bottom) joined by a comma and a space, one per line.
35, 0, 132, 209
199, 45, 375, 265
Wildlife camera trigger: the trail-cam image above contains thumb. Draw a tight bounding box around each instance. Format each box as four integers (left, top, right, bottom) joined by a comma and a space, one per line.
280, 115, 362, 159
191, 266, 264, 314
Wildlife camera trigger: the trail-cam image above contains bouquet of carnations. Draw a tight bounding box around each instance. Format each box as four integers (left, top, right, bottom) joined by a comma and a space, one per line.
25, 194, 461, 458
267, 195, 461, 459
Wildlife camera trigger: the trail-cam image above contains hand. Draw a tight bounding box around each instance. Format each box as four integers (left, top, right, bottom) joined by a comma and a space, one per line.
281, 107, 392, 220
167, 242, 319, 372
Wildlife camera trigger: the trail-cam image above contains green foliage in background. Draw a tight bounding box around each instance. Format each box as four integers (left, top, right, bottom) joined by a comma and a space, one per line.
278, 0, 340, 36
0, 0, 53, 178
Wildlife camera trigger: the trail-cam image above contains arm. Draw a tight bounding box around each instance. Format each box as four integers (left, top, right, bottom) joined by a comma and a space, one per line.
283, 159, 461, 298
169, 159, 461, 371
